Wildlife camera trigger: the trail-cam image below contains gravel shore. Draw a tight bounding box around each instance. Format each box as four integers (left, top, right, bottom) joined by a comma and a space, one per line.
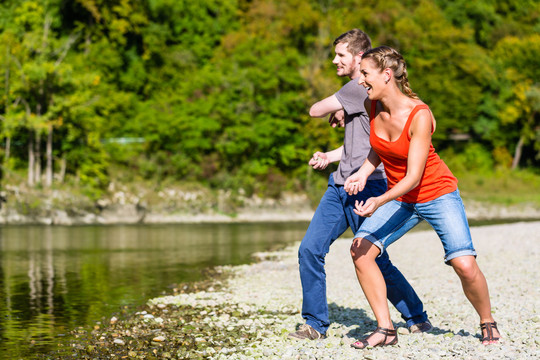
150, 221, 540, 359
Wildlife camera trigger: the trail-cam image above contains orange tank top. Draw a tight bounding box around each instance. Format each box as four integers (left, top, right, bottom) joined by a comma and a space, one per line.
369, 101, 457, 203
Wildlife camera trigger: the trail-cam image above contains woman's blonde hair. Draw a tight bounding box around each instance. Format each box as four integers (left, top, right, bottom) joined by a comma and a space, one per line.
362, 46, 418, 99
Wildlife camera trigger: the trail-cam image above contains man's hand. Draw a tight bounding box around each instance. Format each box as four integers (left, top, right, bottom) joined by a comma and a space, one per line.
344, 171, 367, 195
329, 110, 345, 128
308, 151, 329, 170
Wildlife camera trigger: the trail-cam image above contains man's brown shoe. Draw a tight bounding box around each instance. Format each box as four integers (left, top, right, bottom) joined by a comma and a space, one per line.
408, 320, 433, 334
288, 324, 326, 340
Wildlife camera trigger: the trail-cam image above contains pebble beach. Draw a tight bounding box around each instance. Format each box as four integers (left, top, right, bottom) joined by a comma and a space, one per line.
147, 221, 540, 359
67, 221, 539, 359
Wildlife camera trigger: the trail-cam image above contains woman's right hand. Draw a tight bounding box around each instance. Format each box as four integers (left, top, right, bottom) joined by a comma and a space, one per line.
353, 197, 381, 217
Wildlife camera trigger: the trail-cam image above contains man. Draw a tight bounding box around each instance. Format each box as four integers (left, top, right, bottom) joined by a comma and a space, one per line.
289, 29, 432, 340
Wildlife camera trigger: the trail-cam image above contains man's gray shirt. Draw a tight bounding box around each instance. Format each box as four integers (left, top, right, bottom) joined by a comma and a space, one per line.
333, 79, 386, 185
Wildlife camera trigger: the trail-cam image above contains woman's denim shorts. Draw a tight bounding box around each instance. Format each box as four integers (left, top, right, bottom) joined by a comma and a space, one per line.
354, 189, 476, 264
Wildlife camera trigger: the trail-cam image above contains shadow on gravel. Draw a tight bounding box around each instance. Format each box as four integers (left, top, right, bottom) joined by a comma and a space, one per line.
327, 302, 456, 339
328, 302, 372, 328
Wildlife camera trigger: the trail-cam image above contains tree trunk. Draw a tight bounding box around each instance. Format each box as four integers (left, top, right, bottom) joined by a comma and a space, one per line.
512, 135, 524, 170
5, 136, 10, 160
28, 132, 34, 186
45, 124, 53, 187
58, 155, 66, 184
4, 45, 10, 173
34, 100, 42, 185
34, 131, 41, 185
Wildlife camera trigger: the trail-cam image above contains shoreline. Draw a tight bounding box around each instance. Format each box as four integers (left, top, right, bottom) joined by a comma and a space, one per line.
63, 221, 540, 359
2, 199, 540, 225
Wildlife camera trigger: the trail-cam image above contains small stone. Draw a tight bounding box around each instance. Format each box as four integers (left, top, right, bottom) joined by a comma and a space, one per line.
110, 316, 118, 325
113, 339, 125, 345
263, 349, 273, 356
397, 327, 410, 335
152, 336, 166, 342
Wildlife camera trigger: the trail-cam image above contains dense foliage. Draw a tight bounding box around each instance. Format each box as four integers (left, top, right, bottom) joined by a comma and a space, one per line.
1, 0, 539, 198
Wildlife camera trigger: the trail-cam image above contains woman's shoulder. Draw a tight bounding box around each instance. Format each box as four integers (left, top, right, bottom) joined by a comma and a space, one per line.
409, 98, 428, 109
407, 100, 436, 132
407, 99, 431, 118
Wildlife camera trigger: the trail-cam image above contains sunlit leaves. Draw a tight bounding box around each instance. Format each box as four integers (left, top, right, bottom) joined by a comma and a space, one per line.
1, 0, 539, 194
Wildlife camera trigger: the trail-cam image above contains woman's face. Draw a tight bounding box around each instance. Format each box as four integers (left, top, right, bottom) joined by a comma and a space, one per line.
359, 58, 385, 100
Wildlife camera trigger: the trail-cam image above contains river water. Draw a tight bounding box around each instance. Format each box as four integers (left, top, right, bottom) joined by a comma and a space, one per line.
0, 222, 311, 358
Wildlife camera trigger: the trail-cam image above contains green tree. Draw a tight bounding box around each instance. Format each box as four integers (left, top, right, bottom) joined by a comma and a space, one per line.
1, 0, 539, 201
492, 34, 540, 168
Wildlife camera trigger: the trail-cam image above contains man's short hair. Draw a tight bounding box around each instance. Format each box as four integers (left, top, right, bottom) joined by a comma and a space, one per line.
333, 29, 372, 55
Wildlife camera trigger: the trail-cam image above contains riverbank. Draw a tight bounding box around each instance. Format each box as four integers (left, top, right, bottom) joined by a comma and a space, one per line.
0, 184, 317, 225
2, 183, 540, 225
61, 221, 540, 359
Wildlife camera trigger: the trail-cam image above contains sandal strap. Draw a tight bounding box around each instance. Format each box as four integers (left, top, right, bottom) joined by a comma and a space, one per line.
351, 326, 398, 349
480, 321, 497, 329
351, 339, 370, 349
374, 326, 397, 337
480, 321, 500, 341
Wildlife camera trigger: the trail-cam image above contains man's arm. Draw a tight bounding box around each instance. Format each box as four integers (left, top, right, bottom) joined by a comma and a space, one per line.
309, 94, 343, 118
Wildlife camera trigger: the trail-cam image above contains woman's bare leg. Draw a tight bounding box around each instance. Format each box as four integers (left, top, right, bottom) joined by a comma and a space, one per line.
449, 255, 500, 344
350, 237, 395, 346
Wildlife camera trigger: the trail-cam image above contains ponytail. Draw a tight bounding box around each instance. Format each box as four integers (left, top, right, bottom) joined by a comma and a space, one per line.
397, 71, 418, 99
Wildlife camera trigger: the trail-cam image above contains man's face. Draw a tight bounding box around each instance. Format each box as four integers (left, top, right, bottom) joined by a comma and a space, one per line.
332, 42, 360, 78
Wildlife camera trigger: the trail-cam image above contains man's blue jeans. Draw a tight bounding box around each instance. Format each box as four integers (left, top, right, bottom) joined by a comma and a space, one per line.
298, 174, 427, 334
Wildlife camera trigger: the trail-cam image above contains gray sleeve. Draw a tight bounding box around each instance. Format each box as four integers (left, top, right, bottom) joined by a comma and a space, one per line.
335, 79, 368, 115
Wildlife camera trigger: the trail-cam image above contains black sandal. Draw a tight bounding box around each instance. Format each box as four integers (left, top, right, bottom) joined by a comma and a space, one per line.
480, 321, 500, 343
351, 327, 398, 349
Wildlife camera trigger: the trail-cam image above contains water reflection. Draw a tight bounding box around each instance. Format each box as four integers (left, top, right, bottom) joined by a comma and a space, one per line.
0, 222, 309, 358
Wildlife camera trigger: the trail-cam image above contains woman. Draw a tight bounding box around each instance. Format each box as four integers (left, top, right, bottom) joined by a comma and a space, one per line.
343, 46, 500, 349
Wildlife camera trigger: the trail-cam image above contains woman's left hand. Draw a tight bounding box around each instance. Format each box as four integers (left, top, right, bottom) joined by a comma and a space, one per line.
353, 197, 381, 217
